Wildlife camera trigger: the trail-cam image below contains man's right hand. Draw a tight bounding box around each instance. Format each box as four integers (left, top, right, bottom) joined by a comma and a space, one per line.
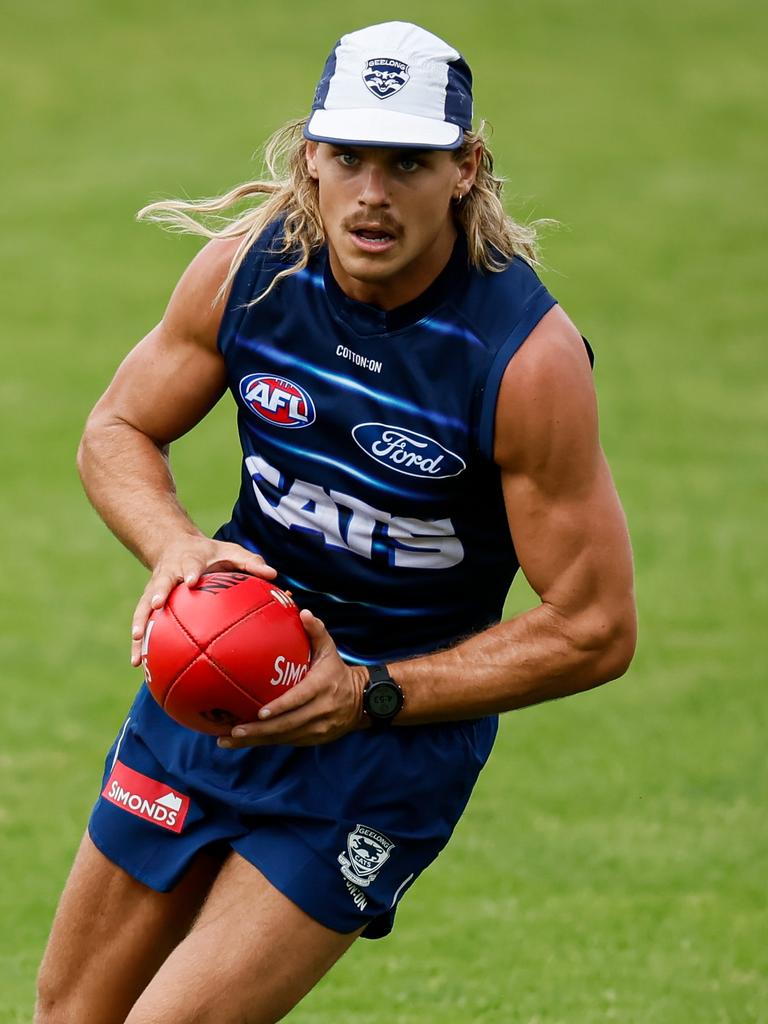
130, 538, 277, 666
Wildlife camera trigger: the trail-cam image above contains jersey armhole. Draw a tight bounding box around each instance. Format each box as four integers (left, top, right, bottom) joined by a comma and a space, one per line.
477, 287, 558, 461
216, 246, 259, 357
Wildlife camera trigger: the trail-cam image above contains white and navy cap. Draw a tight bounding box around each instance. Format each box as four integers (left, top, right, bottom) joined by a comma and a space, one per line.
305, 22, 473, 150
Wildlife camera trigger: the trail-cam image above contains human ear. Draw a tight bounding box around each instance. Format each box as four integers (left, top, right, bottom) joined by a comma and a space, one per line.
305, 141, 319, 179
455, 142, 482, 197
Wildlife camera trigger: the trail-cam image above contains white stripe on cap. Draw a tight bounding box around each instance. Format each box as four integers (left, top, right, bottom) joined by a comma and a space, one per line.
324, 22, 459, 121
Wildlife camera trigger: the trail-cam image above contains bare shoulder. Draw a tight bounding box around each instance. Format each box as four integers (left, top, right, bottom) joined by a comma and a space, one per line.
82, 237, 244, 443
162, 236, 244, 351
493, 305, 599, 476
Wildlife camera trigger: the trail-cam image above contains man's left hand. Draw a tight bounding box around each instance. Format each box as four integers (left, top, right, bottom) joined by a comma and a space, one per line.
217, 609, 369, 749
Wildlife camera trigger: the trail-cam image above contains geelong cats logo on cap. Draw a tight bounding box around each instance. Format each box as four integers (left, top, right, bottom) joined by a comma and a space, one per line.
363, 58, 410, 99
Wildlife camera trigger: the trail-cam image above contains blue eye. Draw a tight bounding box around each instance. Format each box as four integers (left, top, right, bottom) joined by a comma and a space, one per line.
338, 153, 358, 167
398, 158, 419, 172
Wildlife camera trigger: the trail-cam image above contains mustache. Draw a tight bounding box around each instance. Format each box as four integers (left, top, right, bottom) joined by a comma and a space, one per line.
342, 212, 402, 236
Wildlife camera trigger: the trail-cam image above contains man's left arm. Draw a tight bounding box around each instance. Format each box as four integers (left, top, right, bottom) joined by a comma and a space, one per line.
220, 305, 636, 747
384, 304, 637, 722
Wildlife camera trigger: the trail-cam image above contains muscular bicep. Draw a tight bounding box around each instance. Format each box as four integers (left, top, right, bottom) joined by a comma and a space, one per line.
86, 238, 238, 444
496, 306, 635, 647
92, 321, 227, 445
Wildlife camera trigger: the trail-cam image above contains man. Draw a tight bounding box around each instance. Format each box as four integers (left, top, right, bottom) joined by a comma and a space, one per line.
36, 21, 636, 1024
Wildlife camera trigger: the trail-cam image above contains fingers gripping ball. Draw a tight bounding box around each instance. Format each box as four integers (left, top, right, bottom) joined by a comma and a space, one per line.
141, 573, 310, 735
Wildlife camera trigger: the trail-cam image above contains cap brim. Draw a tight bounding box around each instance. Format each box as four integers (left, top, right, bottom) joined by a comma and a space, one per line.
304, 108, 463, 150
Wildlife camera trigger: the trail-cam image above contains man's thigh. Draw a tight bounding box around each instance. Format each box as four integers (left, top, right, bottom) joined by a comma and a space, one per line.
125, 851, 364, 1024
35, 832, 225, 1024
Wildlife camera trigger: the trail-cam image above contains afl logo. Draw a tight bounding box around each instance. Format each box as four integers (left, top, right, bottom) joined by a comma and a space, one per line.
352, 423, 466, 479
239, 374, 316, 429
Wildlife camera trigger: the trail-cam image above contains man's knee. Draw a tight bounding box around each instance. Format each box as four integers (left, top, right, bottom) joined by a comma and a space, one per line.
34, 965, 77, 1024
36, 959, 140, 1024
126, 998, 278, 1024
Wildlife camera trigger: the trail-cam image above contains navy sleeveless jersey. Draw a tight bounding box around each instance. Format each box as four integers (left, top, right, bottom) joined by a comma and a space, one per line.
215, 220, 557, 664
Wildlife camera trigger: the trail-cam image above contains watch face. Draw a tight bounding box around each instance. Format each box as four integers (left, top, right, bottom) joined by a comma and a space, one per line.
370, 686, 400, 717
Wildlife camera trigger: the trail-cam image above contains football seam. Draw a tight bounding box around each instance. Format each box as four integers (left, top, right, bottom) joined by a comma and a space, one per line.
166, 593, 274, 651
164, 649, 265, 714
166, 602, 283, 710
201, 648, 266, 709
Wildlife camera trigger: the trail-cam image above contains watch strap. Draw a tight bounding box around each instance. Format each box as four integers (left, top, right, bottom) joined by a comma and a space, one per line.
367, 664, 394, 686
363, 664, 404, 725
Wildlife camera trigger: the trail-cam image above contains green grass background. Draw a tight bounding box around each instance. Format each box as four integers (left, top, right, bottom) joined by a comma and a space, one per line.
1, 0, 766, 1020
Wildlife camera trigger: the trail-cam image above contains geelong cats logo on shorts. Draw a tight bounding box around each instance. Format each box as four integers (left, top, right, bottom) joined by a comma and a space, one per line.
363, 58, 410, 99
338, 824, 395, 887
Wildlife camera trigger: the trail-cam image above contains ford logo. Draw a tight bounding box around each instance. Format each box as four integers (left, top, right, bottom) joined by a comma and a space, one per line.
352, 423, 466, 479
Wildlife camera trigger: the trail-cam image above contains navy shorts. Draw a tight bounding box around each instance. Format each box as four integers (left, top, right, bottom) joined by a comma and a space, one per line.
89, 685, 497, 938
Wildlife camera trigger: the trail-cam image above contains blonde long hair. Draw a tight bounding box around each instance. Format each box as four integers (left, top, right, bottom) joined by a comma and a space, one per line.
137, 118, 541, 304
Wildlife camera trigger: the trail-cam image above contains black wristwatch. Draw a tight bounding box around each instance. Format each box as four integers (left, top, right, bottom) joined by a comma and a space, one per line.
362, 664, 404, 727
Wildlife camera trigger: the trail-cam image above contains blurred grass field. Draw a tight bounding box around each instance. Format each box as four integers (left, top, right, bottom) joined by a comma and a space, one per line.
1, 0, 766, 1021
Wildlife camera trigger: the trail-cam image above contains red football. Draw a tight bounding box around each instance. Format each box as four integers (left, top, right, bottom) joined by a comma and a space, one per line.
141, 572, 311, 735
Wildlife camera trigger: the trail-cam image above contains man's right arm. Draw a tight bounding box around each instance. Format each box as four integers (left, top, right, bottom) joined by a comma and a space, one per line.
77, 237, 276, 666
